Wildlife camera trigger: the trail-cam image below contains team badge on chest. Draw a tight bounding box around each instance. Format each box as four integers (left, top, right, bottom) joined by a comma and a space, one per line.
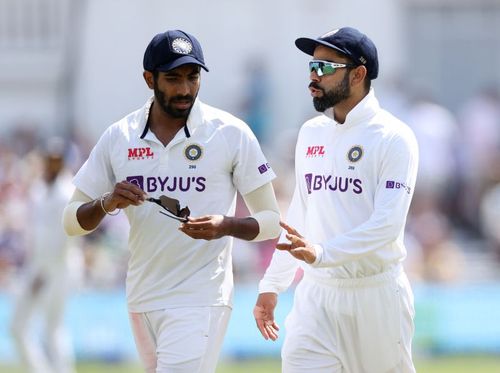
184, 143, 203, 161
347, 145, 363, 163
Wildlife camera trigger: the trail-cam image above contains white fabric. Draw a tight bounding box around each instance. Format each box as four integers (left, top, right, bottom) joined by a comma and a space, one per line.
72, 97, 276, 312
259, 88, 419, 293
129, 306, 231, 373
242, 182, 281, 241
282, 265, 415, 373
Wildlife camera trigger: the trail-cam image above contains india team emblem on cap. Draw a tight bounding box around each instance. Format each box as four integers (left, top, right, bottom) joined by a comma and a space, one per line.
347, 145, 363, 163
184, 143, 203, 161
172, 38, 193, 54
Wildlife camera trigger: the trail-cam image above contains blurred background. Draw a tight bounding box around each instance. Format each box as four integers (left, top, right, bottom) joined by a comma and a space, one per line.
1, 0, 500, 371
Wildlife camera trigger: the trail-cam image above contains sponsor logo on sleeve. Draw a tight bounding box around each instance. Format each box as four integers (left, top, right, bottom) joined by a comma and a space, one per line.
386, 180, 411, 194
258, 163, 271, 174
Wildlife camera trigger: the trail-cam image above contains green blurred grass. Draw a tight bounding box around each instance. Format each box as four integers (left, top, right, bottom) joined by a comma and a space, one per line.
1, 356, 500, 372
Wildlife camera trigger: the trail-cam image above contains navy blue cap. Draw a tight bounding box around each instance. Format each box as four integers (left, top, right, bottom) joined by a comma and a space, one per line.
143, 29, 208, 72
295, 27, 378, 80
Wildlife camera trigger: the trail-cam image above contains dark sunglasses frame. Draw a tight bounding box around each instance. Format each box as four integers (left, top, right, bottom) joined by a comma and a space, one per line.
147, 195, 190, 223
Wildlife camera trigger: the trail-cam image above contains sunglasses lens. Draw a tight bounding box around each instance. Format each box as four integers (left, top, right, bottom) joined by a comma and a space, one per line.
309, 62, 322, 76
309, 61, 338, 77
322, 64, 335, 75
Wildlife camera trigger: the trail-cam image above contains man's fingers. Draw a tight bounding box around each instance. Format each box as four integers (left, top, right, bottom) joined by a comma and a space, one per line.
264, 321, 279, 341
276, 243, 292, 251
256, 319, 270, 340
280, 221, 301, 237
119, 181, 147, 199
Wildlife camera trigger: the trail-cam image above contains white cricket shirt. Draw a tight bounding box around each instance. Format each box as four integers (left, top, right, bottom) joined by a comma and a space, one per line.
73, 98, 275, 312
259, 89, 419, 293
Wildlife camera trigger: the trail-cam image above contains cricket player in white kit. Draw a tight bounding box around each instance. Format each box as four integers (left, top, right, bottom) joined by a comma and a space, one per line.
254, 27, 419, 373
63, 29, 281, 373
11, 138, 80, 373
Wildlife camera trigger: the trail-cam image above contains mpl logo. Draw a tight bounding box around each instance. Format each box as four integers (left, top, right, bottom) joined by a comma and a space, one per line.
128, 147, 154, 160
306, 146, 325, 157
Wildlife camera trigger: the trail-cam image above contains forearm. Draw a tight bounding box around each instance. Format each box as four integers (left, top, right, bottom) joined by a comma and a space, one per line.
63, 189, 120, 235
76, 198, 108, 231
224, 216, 260, 241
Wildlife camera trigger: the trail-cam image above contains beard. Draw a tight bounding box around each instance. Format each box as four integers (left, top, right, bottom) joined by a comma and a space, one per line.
153, 82, 196, 119
310, 71, 351, 112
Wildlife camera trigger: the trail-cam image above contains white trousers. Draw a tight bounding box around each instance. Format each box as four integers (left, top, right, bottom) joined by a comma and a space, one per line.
282, 266, 416, 373
129, 306, 231, 373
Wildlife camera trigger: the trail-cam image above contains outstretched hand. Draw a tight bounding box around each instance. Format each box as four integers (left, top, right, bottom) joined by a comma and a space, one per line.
276, 221, 317, 264
254, 293, 279, 341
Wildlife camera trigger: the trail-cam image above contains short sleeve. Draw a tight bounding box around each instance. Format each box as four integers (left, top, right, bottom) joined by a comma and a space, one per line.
229, 123, 276, 195
72, 128, 116, 199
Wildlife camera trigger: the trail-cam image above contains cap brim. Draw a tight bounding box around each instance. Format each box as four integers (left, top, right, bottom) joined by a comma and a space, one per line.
295, 37, 352, 59
156, 55, 209, 72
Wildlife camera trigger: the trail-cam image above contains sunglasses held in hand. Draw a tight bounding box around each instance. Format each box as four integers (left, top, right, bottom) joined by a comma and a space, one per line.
309, 60, 355, 77
147, 195, 190, 222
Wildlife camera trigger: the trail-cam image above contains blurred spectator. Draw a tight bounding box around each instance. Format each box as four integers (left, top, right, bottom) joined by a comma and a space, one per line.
457, 88, 500, 234
408, 207, 465, 283
9, 137, 83, 373
479, 151, 500, 262
406, 94, 460, 216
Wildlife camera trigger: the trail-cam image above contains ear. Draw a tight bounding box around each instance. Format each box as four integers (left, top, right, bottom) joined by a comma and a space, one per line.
350, 65, 367, 87
143, 71, 154, 89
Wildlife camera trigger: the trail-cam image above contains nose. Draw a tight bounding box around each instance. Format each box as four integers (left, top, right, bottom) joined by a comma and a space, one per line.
177, 79, 191, 96
310, 69, 320, 82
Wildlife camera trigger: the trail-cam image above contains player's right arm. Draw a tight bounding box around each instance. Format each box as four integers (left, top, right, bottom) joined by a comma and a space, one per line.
63, 181, 146, 236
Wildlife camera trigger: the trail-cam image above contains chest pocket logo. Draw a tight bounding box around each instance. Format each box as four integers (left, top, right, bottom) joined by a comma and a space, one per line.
184, 143, 203, 161
347, 145, 363, 163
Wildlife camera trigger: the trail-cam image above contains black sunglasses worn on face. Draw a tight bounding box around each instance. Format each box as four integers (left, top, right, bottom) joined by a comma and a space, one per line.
147, 195, 190, 222
309, 60, 355, 77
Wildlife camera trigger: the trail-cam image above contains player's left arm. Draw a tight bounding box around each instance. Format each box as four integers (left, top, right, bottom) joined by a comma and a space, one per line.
178, 182, 281, 241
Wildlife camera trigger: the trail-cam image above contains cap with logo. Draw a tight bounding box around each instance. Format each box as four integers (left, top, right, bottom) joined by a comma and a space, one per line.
143, 29, 209, 72
295, 27, 378, 80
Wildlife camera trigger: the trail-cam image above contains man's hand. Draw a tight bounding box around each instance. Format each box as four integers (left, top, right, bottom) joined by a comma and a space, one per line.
254, 292, 279, 341
179, 215, 260, 241
178, 215, 228, 240
276, 221, 317, 264
103, 181, 147, 212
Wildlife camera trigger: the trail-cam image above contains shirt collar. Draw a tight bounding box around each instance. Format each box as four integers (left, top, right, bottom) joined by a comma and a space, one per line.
139, 97, 203, 140
323, 88, 379, 127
